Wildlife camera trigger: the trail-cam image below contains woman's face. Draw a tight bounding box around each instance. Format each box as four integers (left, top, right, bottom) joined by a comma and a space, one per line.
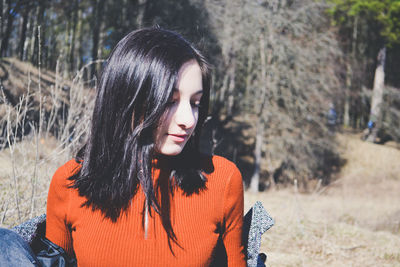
155, 60, 203, 156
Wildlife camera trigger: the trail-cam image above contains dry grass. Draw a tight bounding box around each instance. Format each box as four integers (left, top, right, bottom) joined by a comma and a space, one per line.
0, 137, 70, 226
0, 58, 95, 227
248, 133, 400, 266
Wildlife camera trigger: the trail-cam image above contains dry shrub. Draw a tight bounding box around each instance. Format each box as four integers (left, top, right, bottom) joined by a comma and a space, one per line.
0, 58, 97, 227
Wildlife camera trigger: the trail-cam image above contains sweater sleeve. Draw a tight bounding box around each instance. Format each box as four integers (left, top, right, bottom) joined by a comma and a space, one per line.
222, 164, 246, 267
45, 160, 78, 256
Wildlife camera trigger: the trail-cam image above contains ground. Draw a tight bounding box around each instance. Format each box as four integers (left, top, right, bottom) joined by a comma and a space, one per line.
248, 133, 400, 266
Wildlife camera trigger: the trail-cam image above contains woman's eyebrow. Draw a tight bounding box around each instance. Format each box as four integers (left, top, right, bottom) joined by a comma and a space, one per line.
172, 88, 203, 95
193, 90, 203, 95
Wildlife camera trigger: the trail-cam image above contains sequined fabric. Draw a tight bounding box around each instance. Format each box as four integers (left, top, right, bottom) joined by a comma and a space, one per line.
243, 201, 274, 267
11, 214, 46, 244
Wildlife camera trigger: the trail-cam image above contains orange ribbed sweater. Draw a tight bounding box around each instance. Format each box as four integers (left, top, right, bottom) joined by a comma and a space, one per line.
45, 155, 245, 267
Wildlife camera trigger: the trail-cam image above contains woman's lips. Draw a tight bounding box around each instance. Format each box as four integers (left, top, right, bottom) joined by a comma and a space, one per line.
168, 134, 187, 142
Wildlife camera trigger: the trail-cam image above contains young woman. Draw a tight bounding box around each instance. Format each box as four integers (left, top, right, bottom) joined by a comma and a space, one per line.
2, 27, 245, 266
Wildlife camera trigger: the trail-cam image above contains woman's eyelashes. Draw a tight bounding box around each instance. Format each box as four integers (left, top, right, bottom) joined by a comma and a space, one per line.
166, 99, 178, 107
166, 98, 201, 108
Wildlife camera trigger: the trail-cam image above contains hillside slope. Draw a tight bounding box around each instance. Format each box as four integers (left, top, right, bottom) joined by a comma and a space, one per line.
0, 58, 71, 107
247, 133, 400, 266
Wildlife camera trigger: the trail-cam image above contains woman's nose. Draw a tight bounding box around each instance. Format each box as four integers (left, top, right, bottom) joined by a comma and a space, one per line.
174, 103, 196, 129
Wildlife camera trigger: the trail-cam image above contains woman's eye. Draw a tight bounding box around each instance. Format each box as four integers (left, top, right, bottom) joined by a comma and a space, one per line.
167, 100, 178, 106
191, 101, 201, 108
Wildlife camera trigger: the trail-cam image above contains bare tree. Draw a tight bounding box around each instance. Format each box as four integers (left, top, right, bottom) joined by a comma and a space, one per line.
30, 0, 47, 66
366, 47, 386, 142
1, 0, 24, 57
17, 1, 33, 60
90, 0, 105, 78
206, 0, 343, 190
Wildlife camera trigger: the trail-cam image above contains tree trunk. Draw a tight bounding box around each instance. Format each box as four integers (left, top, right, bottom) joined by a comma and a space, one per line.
24, 5, 36, 61
31, 0, 47, 65
250, 32, 268, 193
136, 0, 147, 28
39, 2, 47, 68
226, 63, 236, 118
91, 0, 105, 79
68, 0, 79, 73
366, 47, 386, 143
121, 0, 128, 31
250, 119, 264, 193
1, 0, 22, 57
218, 71, 230, 104
18, 7, 30, 60
46, 25, 55, 69
61, 6, 72, 78
215, 60, 233, 117
343, 16, 358, 128
76, 8, 83, 70
219, 61, 236, 120
97, 16, 106, 63
0, 0, 4, 40
343, 62, 351, 127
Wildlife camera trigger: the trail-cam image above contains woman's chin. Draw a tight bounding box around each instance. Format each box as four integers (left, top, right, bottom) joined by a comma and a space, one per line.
156, 144, 185, 156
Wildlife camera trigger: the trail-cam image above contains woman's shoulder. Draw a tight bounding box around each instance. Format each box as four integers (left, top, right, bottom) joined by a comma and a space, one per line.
202, 154, 242, 184
51, 159, 82, 186
210, 155, 238, 169
47, 160, 82, 210
206, 155, 243, 206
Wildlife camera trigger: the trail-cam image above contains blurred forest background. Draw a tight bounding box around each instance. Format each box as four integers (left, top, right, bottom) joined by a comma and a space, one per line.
1, 0, 400, 265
